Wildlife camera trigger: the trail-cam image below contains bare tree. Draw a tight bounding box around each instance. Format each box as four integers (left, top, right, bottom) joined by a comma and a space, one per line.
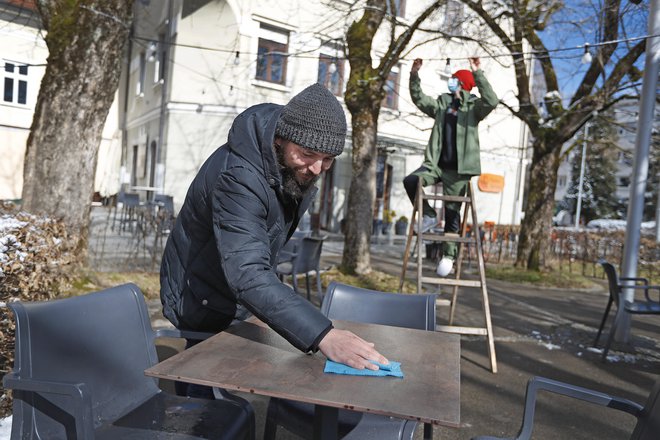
341, 0, 446, 274
460, 0, 646, 270
22, 0, 133, 255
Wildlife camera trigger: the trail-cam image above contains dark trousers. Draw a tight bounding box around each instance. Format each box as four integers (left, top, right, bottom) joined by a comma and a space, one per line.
174, 339, 215, 399
403, 167, 469, 259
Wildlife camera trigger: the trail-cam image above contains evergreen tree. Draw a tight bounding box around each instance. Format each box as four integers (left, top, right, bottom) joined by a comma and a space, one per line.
563, 113, 620, 224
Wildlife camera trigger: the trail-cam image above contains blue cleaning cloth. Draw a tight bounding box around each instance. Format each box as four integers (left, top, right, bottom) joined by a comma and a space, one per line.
324, 360, 404, 378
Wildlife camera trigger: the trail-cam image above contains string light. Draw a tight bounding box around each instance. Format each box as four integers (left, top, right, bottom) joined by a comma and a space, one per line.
131, 32, 654, 64
581, 43, 592, 64
233, 51, 240, 65
444, 58, 452, 74
147, 42, 157, 62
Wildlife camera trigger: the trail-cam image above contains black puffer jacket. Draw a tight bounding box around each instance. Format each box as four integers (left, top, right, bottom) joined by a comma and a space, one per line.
160, 103, 332, 352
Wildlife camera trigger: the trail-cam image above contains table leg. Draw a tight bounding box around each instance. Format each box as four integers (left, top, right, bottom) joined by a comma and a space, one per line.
313, 405, 338, 440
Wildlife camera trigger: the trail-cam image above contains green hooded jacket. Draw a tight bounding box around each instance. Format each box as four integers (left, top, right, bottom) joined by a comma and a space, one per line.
409, 69, 498, 179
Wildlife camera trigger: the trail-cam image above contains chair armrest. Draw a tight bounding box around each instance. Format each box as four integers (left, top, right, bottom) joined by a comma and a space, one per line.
496, 377, 643, 440
154, 328, 214, 340
617, 284, 660, 303
3, 372, 95, 440
620, 276, 649, 286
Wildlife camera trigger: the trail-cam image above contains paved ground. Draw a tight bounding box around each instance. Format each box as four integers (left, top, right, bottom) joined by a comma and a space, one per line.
88, 206, 660, 439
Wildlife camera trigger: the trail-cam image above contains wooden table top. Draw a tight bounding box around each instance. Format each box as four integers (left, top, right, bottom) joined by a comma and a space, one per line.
146, 318, 460, 427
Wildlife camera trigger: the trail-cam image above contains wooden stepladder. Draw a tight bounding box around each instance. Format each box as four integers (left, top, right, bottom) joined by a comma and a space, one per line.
399, 179, 497, 373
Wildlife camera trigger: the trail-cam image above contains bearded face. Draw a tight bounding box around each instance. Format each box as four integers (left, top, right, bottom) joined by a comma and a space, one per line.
274, 139, 334, 200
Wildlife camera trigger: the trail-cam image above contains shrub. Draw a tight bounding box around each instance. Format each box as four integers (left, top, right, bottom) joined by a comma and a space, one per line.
0, 205, 80, 417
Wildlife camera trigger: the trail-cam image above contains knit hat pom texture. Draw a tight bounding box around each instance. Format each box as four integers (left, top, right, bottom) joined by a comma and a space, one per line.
276, 83, 347, 156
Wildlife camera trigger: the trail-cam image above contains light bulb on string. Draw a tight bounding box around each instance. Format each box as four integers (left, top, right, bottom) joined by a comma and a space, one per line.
147, 42, 157, 62
328, 62, 337, 74
234, 51, 240, 65
581, 44, 592, 64
229, 85, 234, 96
444, 58, 452, 75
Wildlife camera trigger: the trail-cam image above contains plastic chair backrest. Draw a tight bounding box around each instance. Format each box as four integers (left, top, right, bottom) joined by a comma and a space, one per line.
154, 194, 174, 213
123, 192, 140, 207
9, 284, 160, 438
600, 261, 621, 307
292, 236, 324, 274
632, 380, 660, 440
321, 282, 436, 331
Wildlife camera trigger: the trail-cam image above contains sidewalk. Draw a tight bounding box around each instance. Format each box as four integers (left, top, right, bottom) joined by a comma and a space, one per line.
89, 206, 660, 439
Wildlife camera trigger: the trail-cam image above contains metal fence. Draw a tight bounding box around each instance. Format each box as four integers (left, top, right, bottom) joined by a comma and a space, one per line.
467, 225, 659, 281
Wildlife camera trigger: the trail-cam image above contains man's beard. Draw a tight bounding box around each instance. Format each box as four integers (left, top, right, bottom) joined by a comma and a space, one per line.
276, 145, 320, 200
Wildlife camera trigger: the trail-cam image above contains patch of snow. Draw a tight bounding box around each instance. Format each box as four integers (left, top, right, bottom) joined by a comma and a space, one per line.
540, 342, 561, 350
0, 416, 11, 439
586, 346, 603, 354
544, 90, 561, 100
0, 217, 27, 233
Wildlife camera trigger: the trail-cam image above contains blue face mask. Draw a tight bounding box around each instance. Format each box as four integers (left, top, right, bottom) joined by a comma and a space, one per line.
447, 77, 460, 93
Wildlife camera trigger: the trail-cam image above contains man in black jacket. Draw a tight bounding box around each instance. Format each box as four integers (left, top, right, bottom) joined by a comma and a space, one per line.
160, 84, 387, 396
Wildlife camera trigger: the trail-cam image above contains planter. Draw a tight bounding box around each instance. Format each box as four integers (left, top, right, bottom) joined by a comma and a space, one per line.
395, 221, 408, 235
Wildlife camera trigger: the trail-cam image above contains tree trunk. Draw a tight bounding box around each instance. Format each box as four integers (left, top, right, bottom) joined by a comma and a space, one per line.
515, 138, 561, 270
341, 108, 379, 274
22, 1, 133, 255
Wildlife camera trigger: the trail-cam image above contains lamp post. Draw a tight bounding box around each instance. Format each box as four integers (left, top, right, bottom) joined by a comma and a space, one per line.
575, 121, 590, 228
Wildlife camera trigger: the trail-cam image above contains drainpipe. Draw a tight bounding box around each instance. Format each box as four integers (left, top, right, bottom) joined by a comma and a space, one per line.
155, 0, 173, 194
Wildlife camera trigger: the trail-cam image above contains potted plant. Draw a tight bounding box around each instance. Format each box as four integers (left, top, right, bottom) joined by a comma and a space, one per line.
395, 215, 409, 235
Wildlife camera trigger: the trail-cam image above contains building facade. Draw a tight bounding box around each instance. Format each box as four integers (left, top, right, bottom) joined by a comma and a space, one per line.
1, 0, 528, 232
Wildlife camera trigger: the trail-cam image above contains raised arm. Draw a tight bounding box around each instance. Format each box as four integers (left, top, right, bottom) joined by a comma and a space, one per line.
470, 57, 499, 120
409, 58, 441, 118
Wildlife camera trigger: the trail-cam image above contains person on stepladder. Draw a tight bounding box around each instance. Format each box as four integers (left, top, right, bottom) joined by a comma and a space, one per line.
403, 56, 498, 277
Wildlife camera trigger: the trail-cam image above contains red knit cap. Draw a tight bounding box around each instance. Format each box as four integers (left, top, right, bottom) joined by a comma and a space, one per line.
452, 70, 475, 92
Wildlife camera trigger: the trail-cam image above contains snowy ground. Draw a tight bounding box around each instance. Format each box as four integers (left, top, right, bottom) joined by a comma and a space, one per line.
0, 417, 10, 438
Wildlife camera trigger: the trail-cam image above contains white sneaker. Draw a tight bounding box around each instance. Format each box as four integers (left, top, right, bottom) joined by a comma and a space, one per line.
436, 257, 454, 277
413, 215, 437, 234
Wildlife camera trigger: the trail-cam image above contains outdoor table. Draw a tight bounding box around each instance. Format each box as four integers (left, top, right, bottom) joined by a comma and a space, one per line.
145, 317, 461, 440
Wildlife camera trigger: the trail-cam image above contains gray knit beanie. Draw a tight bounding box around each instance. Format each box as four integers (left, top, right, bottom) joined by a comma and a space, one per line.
275, 83, 347, 156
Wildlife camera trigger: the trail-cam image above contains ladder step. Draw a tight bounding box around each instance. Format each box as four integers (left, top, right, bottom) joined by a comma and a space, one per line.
436, 298, 451, 307
422, 194, 472, 203
436, 325, 488, 335
421, 277, 482, 287
420, 233, 474, 243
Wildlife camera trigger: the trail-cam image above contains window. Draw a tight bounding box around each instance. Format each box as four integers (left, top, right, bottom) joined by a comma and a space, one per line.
137, 52, 146, 95
443, 0, 465, 36
3, 62, 28, 105
256, 24, 289, 84
317, 54, 344, 96
382, 69, 399, 110
386, 0, 406, 18
153, 32, 166, 84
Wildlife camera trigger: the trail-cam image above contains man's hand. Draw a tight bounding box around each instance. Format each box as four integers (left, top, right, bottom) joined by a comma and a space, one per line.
318, 328, 389, 370
411, 58, 423, 74
469, 57, 481, 72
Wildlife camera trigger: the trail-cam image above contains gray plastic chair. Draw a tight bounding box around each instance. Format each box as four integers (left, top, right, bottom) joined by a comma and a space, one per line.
594, 260, 660, 361
276, 235, 325, 302
263, 282, 437, 440
3, 283, 255, 440
472, 376, 660, 440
